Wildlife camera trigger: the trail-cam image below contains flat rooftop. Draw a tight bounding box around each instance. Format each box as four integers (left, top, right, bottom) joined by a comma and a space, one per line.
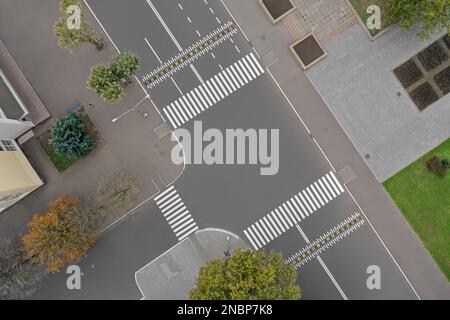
0, 70, 26, 120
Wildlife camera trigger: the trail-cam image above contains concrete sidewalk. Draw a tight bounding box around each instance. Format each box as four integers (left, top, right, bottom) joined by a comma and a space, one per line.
135, 229, 249, 300
0, 0, 182, 236
222, 0, 450, 299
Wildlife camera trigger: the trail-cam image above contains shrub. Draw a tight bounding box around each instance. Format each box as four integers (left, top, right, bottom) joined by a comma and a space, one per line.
426, 156, 447, 177
51, 112, 96, 160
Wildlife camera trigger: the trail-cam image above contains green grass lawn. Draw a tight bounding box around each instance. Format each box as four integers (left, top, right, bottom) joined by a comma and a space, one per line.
46, 143, 76, 172
37, 130, 76, 172
349, 0, 392, 37
384, 139, 450, 281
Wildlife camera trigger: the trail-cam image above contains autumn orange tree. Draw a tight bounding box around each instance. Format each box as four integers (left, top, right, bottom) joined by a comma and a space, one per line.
21, 197, 95, 272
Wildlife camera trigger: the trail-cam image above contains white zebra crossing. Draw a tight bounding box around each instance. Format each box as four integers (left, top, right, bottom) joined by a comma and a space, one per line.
154, 186, 198, 241
163, 52, 265, 129
243, 171, 345, 250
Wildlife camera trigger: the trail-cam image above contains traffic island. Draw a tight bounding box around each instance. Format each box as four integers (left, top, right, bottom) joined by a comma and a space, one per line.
259, 0, 296, 24
135, 229, 249, 300
290, 33, 327, 70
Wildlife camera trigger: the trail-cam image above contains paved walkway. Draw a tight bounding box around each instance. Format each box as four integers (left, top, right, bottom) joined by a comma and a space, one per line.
0, 0, 182, 236
135, 228, 249, 300
283, 0, 357, 44
222, 0, 450, 299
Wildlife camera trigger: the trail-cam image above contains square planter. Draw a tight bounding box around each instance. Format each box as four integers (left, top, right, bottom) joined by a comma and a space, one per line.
259, 0, 296, 24
290, 33, 327, 70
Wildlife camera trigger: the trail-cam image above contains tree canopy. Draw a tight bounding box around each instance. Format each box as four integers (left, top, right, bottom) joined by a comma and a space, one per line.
21, 197, 96, 272
189, 249, 301, 300
87, 52, 139, 103
51, 112, 96, 160
387, 0, 450, 39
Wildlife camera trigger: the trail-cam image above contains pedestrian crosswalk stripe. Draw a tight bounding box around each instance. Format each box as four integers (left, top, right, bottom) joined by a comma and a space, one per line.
162, 53, 265, 129
192, 89, 206, 111
318, 179, 332, 201
186, 93, 200, 114
267, 215, 281, 235
287, 201, 301, 221
260, 219, 274, 240
293, 195, 307, 218
305, 188, 319, 210
155, 187, 198, 241
297, 193, 312, 214
229, 65, 244, 86
330, 171, 345, 193
314, 182, 328, 204
255, 222, 270, 243
243, 230, 258, 250
321, 176, 336, 198
271, 211, 285, 232
243, 171, 345, 250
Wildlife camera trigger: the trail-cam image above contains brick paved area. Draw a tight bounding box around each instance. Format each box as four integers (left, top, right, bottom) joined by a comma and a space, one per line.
283, 0, 358, 44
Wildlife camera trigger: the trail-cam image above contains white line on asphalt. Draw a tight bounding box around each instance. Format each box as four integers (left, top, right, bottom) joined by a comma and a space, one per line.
145, 37, 183, 94
190, 64, 204, 83
144, 37, 162, 63
171, 78, 184, 95
235, 45, 241, 53
317, 256, 348, 300
178, 3, 183, 10
187, 17, 192, 23
196, 30, 201, 37
218, 0, 420, 300
216, 17, 221, 24
146, 0, 183, 51
295, 224, 348, 300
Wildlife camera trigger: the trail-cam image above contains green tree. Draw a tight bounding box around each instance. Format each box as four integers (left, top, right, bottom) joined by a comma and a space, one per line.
387, 0, 450, 39
87, 52, 140, 103
100, 81, 124, 103
189, 249, 301, 300
51, 112, 96, 160
53, 17, 104, 52
112, 51, 140, 84
21, 197, 96, 272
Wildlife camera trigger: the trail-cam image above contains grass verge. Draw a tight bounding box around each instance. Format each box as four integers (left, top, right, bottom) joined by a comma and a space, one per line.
384, 139, 450, 281
349, 0, 391, 37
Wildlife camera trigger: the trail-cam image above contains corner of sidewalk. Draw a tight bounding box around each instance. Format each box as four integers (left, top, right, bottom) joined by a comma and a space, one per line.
221, 0, 450, 299
135, 228, 249, 300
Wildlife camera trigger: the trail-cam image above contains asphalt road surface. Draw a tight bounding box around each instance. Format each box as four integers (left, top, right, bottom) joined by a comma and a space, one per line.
33, 0, 419, 299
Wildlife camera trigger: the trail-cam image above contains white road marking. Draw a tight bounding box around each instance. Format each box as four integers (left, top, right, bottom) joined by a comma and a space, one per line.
243, 172, 346, 250
155, 187, 198, 241
162, 54, 264, 128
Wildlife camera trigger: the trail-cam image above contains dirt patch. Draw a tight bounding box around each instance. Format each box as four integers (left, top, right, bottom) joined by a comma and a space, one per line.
394, 59, 423, 88
417, 42, 448, 71
409, 82, 439, 111
262, 0, 293, 20
434, 66, 450, 95
292, 35, 325, 68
